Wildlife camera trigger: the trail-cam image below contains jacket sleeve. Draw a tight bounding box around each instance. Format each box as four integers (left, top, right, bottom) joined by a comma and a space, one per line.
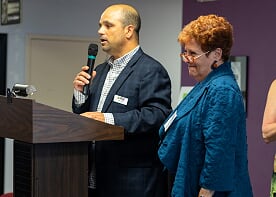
72, 95, 91, 114
199, 86, 245, 191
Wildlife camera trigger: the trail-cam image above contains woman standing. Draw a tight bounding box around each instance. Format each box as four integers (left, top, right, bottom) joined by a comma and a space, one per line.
158, 14, 253, 197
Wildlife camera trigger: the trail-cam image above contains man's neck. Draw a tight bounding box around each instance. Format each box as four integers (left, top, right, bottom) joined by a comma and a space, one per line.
112, 42, 139, 59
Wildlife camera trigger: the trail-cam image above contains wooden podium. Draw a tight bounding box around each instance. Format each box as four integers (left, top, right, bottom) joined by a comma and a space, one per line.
0, 95, 124, 197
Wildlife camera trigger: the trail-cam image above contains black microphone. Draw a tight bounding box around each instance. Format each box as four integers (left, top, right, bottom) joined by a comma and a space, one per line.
83, 43, 98, 95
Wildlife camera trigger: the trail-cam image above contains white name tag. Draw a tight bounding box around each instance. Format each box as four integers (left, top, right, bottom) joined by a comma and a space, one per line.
164, 110, 177, 132
113, 95, 128, 105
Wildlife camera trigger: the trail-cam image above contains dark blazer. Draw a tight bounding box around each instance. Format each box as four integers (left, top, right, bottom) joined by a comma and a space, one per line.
72, 48, 172, 197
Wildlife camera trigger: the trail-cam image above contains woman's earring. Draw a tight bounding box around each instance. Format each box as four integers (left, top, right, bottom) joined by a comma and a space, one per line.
211, 60, 218, 69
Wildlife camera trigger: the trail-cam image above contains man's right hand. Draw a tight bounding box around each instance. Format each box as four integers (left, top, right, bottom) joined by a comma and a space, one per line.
73, 66, 96, 92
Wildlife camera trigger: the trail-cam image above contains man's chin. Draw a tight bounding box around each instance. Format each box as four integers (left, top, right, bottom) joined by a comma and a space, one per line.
101, 46, 109, 52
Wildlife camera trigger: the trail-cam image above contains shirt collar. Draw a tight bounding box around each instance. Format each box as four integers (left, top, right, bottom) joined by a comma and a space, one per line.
107, 45, 140, 68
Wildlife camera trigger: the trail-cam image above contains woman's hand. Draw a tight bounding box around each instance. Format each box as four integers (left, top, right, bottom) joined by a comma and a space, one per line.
198, 188, 215, 197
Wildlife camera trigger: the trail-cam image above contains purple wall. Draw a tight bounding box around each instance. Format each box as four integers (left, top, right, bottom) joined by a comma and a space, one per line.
181, 0, 276, 196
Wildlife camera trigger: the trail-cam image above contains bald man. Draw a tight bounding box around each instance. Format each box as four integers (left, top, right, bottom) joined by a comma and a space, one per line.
72, 4, 172, 197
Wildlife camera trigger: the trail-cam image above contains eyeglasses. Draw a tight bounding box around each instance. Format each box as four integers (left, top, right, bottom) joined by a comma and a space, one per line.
180, 51, 210, 63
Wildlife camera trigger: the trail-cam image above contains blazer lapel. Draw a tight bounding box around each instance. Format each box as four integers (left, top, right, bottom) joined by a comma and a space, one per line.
101, 49, 143, 112
176, 84, 207, 119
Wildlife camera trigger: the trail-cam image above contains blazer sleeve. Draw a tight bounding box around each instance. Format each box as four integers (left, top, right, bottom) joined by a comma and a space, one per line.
72, 95, 90, 114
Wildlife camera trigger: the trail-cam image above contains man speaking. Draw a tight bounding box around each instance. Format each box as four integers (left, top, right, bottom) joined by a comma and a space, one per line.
72, 4, 172, 197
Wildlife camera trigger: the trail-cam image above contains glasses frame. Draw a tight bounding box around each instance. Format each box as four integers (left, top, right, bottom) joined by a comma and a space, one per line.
180, 51, 210, 63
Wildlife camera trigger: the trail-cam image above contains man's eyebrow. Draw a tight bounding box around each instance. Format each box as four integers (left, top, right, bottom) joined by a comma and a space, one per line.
99, 20, 113, 26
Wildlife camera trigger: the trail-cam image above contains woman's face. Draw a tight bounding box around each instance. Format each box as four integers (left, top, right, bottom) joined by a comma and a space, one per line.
182, 39, 215, 82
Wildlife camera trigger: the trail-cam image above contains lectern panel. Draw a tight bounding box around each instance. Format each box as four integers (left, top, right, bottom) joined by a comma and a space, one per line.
14, 141, 32, 197
14, 141, 89, 197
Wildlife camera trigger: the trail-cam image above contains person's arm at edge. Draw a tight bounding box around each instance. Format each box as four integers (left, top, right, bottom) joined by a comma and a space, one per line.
262, 80, 276, 143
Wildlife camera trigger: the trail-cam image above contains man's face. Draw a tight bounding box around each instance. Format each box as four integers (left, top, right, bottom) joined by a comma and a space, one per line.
98, 8, 127, 58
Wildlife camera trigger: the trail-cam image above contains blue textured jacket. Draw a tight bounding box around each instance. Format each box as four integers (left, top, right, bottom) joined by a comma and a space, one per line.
158, 62, 253, 197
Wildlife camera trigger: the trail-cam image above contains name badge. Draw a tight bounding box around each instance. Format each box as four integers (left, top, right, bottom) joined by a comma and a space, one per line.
164, 110, 177, 132
113, 95, 128, 105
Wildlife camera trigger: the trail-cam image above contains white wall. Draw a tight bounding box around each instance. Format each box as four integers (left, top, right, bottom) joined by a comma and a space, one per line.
0, 0, 182, 192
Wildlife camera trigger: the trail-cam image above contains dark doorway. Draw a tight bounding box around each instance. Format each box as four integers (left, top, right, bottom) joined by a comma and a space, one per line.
0, 33, 7, 194
0, 33, 7, 96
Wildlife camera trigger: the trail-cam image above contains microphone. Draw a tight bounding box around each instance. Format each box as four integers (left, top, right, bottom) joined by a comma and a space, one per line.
12, 84, 37, 97
83, 43, 98, 95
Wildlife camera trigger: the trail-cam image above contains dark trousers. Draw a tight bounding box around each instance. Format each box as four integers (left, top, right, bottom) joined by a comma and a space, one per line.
88, 188, 97, 197
88, 168, 168, 197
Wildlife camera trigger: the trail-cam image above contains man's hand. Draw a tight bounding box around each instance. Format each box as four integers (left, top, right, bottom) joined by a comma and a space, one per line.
80, 112, 105, 122
73, 66, 96, 92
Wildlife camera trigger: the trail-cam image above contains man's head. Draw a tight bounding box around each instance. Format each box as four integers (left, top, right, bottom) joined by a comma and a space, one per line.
98, 4, 141, 59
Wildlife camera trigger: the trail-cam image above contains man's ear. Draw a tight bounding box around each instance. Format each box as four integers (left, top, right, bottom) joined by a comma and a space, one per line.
125, 25, 135, 39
